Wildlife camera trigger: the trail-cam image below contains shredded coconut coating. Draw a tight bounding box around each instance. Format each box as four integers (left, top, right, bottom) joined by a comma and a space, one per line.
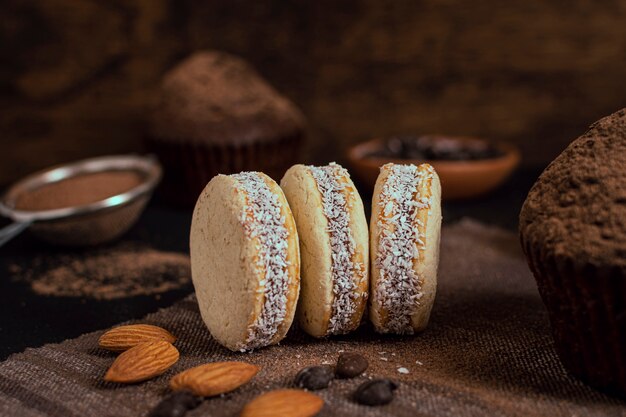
375, 164, 431, 334
232, 172, 290, 350
309, 163, 365, 335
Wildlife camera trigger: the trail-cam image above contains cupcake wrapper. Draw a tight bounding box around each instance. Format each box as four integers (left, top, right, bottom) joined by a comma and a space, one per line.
521, 235, 626, 397
147, 134, 302, 207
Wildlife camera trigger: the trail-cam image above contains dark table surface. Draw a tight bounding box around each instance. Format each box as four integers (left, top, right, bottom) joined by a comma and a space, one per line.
0, 168, 541, 360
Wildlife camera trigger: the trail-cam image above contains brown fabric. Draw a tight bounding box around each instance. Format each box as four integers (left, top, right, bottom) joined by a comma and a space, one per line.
0, 220, 624, 417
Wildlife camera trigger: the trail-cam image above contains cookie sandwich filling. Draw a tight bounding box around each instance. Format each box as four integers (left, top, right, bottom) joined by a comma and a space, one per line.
309, 163, 365, 335
375, 164, 433, 334
233, 172, 291, 350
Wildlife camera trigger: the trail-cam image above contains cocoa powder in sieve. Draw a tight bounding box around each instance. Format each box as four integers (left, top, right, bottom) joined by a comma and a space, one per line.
10, 245, 191, 299
15, 171, 143, 211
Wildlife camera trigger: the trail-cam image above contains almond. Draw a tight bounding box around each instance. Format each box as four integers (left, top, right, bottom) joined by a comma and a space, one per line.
99, 324, 176, 352
240, 389, 323, 417
104, 340, 179, 383
170, 361, 259, 397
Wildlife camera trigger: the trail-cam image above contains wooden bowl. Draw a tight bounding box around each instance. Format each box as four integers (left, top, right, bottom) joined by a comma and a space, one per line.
346, 136, 520, 200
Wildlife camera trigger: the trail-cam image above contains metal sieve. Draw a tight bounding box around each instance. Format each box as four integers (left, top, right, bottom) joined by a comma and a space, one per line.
0, 154, 162, 247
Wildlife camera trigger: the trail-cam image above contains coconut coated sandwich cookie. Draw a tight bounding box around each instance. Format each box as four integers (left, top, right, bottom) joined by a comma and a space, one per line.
369, 163, 442, 334
281, 163, 369, 337
190, 172, 300, 351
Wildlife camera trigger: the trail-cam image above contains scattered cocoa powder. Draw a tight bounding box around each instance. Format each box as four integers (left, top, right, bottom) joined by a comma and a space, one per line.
15, 171, 144, 211
10, 245, 190, 299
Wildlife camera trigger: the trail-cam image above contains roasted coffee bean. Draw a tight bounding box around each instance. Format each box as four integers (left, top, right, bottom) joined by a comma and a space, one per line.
294, 365, 334, 390
353, 379, 398, 406
335, 353, 368, 378
147, 390, 201, 417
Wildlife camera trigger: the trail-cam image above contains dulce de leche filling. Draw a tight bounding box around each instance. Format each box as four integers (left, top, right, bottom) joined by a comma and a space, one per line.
309, 163, 366, 335
375, 163, 434, 334
232, 172, 291, 350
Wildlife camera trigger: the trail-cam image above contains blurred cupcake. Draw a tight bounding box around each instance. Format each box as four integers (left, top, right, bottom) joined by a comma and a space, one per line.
520, 108, 626, 397
147, 51, 305, 206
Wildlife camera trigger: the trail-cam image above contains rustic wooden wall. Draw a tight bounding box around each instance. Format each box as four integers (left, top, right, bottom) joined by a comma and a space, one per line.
2, 0, 626, 185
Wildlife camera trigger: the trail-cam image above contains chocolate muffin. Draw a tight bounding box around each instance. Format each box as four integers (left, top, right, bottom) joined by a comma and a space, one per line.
520, 108, 626, 397
147, 51, 305, 206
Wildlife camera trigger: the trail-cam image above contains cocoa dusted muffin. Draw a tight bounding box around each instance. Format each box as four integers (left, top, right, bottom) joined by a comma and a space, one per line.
147, 51, 305, 206
520, 108, 626, 397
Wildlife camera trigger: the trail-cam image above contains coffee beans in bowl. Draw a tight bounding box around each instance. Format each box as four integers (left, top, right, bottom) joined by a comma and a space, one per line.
347, 135, 520, 200
368, 135, 504, 161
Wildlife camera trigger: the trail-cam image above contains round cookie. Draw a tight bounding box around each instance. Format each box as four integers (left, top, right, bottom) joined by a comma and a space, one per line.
280, 163, 369, 337
190, 172, 300, 351
369, 163, 442, 334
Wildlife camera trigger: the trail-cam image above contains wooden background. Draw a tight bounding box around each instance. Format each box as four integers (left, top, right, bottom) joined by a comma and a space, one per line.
2, 0, 626, 186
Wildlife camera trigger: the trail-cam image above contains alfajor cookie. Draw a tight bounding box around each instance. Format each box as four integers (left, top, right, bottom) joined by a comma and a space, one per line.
280, 163, 368, 337
190, 172, 300, 351
369, 163, 442, 334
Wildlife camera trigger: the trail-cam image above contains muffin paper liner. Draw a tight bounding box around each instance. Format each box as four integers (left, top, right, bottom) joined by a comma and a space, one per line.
521, 235, 626, 397
147, 134, 302, 207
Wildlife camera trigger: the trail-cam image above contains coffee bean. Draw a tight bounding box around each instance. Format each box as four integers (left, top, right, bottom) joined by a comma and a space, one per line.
294, 365, 334, 390
353, 379, 398, 406
148, 391, 201, 417
335, 353, 368, 378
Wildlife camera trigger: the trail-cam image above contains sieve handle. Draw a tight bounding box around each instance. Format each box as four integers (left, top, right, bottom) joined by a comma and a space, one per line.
0, 220, 32, 248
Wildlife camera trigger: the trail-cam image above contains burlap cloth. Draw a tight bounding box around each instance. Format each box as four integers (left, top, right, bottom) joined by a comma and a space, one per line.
0, 220, 624, 417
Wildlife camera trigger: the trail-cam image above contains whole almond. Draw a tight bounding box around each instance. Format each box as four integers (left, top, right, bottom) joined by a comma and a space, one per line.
170, 361, 259, 397
240, 389, 323, 417
104, 341, 179, 383
99, 324, 176, 352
